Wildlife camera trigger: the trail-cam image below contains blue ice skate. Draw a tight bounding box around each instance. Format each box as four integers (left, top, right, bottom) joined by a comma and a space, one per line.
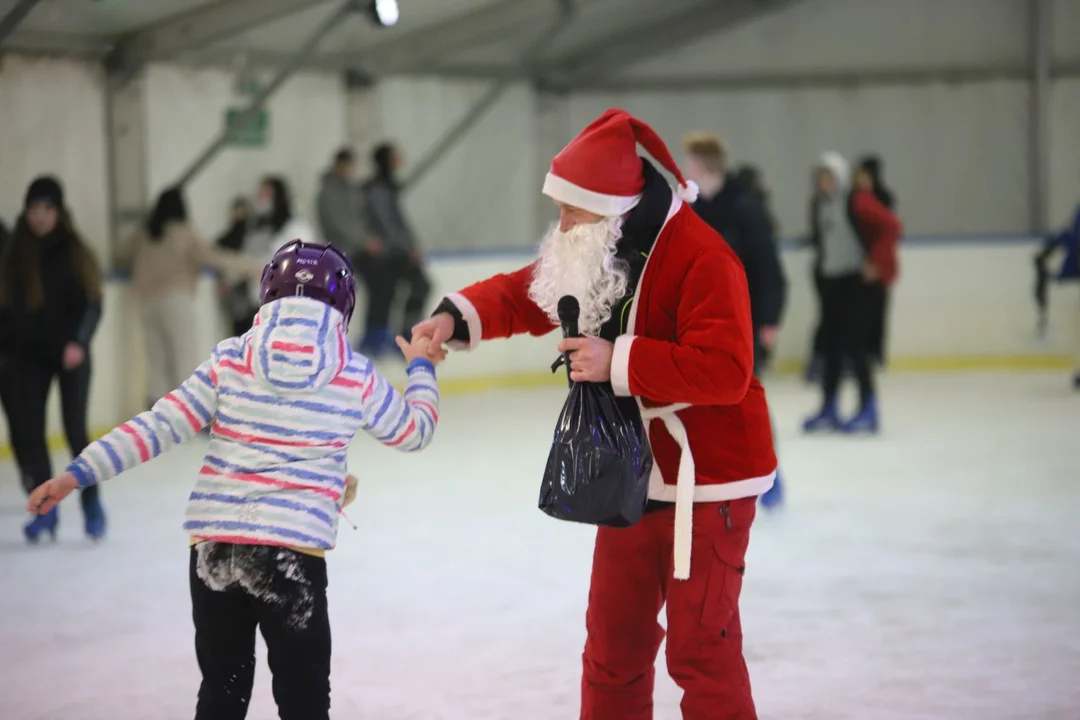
83, 495, 107, 541
24, 507, 58, 544
802, 399, 841, 433
841, 397, 879, 435
759, 470, 784, 509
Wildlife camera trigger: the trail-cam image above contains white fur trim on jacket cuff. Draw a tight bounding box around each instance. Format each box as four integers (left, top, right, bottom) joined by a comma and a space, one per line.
542, 173, 642, 218
610, 335, 635, 396
445, 292, 481, 352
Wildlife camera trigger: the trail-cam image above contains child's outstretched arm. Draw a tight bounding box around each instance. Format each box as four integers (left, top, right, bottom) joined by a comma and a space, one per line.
354, 335, 441, 453
27, 355, 220, 514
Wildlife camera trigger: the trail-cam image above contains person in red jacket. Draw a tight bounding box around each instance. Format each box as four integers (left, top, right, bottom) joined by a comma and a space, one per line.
852, 165, 901, 310
856, 156, 898, 367
412, 109, 776, 719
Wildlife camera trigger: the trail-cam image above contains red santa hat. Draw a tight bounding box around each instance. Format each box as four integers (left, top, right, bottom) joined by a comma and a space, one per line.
542, 108, 700, 218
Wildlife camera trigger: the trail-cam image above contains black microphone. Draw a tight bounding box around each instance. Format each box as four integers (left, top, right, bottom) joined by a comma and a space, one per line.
557, 295, 580, 386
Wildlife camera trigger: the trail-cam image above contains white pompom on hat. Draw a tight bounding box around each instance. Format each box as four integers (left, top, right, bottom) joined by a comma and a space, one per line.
542, 108, 699, 217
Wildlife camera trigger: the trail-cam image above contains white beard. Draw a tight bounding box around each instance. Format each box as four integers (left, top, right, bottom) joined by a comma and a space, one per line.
528, 216, 629, 337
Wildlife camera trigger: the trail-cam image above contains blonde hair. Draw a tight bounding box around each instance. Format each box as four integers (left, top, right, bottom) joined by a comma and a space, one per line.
683, 132, 726, 173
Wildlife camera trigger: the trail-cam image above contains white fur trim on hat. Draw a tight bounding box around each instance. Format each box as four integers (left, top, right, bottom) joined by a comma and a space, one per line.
677, 180, 699, 204
542, 172, 642, 218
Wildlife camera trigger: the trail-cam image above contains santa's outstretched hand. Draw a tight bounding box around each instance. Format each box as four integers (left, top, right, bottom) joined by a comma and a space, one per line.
411, 313, 452, 363
558, 336, 614, 383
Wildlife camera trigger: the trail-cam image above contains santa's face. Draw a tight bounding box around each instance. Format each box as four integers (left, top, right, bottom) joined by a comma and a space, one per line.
528, 209, 629, 337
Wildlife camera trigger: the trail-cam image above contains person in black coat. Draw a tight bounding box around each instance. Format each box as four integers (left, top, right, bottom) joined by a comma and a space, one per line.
361, 142, 431, 354
684, 134, 787, 374
0, 176, 105, 542
214, 197, 256, 337
684, 134, 788, 509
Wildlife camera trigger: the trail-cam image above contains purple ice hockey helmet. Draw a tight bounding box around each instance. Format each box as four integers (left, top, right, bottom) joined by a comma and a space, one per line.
258, 239, 356, 327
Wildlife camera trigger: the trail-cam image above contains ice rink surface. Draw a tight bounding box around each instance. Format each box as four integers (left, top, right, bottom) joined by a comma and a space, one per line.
1, 371, 1079, 720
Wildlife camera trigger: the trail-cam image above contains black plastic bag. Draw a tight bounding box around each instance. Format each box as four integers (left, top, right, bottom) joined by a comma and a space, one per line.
538, 379, 653, 528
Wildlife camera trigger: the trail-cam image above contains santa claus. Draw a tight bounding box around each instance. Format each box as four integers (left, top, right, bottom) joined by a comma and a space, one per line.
412, 108, 776, 719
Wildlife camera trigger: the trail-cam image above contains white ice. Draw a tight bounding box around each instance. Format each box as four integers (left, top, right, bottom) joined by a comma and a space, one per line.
1, 372, 1079, 720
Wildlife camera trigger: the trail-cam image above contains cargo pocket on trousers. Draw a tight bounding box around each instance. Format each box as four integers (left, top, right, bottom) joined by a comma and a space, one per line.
699, 536, 746, 636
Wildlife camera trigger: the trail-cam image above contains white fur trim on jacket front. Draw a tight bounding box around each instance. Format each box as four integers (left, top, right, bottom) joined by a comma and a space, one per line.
444, 292, 482, 351
611, 193, 773, 580
542, 172, 643, 218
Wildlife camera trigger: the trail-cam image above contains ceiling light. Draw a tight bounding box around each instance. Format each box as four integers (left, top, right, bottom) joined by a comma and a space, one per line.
369, 0, 399, 28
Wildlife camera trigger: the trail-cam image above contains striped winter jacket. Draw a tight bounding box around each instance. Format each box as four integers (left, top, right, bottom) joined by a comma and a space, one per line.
66, 296, 440, 551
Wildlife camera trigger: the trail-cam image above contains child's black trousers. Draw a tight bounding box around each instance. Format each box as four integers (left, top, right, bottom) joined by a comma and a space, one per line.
190, 542, 331, 720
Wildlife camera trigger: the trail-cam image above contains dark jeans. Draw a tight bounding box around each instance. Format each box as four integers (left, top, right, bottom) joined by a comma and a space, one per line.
865, 281, 890, 365
0, 355, 99, 507
352, 250, 385, 339
354, 250, 432, 341
190, 542, 331, 720
819, 273, 875, 406
814, 279, 891, 368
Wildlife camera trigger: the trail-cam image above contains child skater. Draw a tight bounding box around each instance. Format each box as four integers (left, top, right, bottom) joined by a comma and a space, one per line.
27, 239, 441, 720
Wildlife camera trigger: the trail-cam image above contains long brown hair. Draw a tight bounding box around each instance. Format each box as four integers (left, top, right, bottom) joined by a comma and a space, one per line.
0, 209, 103, 311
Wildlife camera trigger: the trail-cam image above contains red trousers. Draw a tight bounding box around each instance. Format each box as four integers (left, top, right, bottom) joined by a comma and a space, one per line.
581, 499, 757, 720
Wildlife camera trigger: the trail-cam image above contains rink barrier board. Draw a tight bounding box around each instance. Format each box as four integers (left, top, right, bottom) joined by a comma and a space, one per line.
0, 352, 1072, 462
2, 231, 1076, 461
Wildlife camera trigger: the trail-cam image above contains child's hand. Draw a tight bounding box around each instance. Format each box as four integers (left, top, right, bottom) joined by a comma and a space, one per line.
27, 472, 79, 515
395, 334, 441, 365
343, 474, 359, 508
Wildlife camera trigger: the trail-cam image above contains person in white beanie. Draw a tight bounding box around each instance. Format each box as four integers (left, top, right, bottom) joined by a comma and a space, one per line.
412, 108, 776, 719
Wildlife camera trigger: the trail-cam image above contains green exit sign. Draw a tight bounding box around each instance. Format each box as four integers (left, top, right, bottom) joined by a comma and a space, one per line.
225, 108, 269, 148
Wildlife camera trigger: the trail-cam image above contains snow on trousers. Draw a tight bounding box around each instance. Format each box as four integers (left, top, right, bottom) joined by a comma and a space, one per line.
581, 499, 757, 720
190, 542, 332, 720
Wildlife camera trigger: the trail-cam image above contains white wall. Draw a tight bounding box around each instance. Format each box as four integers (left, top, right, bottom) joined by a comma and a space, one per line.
564, 81, 1032, 238
0, 55, 110, 258
1049, 79, 1080, 228
142, 63, 348, 242
1052, 0, 1080, 64
626, 0, 1031, 78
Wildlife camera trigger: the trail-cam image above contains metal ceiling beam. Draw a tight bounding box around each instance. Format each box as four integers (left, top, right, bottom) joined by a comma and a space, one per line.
107, 0, 332, 79
540, 0, 809, 88
538, 61, 1080, 94
1, 30, 113, 57
321, 0, 555, 75
0, 0, 42, 47
169, 47, 345, 73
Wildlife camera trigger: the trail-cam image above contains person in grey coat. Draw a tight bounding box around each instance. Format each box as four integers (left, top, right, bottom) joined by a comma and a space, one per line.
361, 142, 431, 354
317, 147, 384, 351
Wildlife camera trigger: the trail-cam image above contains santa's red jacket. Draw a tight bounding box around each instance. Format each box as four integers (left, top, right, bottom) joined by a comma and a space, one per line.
443, 195, 777, 579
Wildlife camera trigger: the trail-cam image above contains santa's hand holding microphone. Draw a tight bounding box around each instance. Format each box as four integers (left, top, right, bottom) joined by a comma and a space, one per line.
412, 108, 777, 719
